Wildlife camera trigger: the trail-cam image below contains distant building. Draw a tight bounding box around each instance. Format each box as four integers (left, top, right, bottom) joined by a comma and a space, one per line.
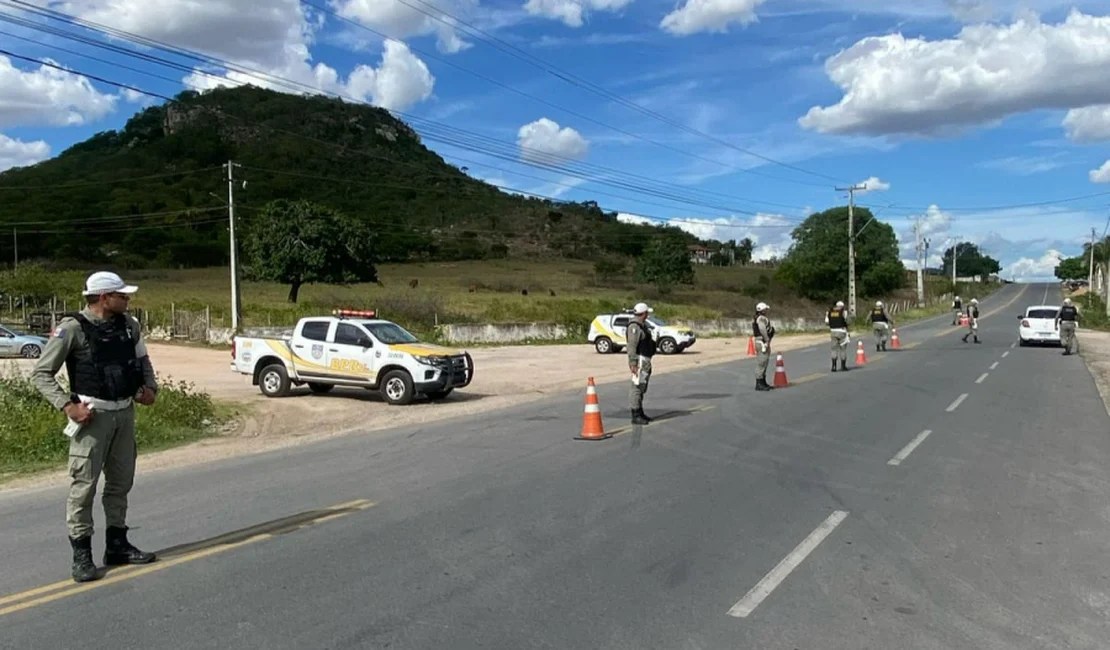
688, 244, 713, 265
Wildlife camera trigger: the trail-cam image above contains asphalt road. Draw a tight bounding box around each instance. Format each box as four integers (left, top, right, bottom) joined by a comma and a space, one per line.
3, 282, 1110, 649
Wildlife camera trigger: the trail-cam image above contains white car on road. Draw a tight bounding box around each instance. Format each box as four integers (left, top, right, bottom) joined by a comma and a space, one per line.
1017, 305, 1061, 347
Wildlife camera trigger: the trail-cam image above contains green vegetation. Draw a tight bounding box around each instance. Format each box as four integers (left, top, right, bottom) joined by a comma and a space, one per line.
240, 199, 379, 303
633, 235, 696, 293
1055, 256, 1088, 281
0, 85, 710, 268
776, 206, 905, 301
942, 242, 1001, 281
0, 369, 226, 480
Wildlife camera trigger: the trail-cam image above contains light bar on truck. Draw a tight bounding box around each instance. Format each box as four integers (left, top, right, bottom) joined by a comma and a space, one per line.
332, 308, 377, 318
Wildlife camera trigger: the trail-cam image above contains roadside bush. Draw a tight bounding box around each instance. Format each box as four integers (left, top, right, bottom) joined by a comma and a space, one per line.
0, 370, 222, 476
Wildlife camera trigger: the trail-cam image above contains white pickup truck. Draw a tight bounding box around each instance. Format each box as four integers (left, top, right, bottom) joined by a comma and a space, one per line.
230, 310, 474, 405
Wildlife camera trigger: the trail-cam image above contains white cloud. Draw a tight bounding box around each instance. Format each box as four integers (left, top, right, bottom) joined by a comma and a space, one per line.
1005, 249, 1063, 280
1090, 159, 1110, 184
660, 0, 766, 36
332, 0, 473, 54
345, 40, 436, 111
799, 10, 1110, 137
517, 118, 590, 162
57, 0, 435, 112
0, 133, 50, 171
977, 154, 1065, 175
615, 212, 796, 256
522, 0, 634, 28
1064, 105, 1110, 142
0, 55, 117, 128
856, 176, 890, 193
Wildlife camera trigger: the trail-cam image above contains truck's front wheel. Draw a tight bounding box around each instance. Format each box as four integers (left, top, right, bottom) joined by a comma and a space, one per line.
380, 369, 415, 405
259, 364, 291, 398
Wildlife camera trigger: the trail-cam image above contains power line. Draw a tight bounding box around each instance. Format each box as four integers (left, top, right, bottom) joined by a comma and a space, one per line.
301, 0, 847, 185
0, 46, 811, 220
0, 11, 819, 215
0, 206, 226, 226
0, 0, 835, 190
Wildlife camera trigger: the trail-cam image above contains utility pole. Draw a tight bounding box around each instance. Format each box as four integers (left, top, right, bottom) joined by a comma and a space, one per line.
1088, 227, 1096, 308
836, 183, 867, 316
225, 160, 242, 332
12, 227, 16, 270
913, 217, 925, 308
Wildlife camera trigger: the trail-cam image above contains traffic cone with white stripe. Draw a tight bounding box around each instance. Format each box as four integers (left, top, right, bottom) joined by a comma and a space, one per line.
855, 340, 868, 365
891, 328, 901, 349
772, 353, 789, 387
575, 377, 611, 440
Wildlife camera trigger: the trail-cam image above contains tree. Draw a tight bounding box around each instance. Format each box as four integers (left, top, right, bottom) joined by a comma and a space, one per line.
737, 237, 754, 265
634, 235, 695, 292
775, 206, 904, 302
240, 199, 379, 303
1055, 256, 1087, 281
942, 242, 1000, 281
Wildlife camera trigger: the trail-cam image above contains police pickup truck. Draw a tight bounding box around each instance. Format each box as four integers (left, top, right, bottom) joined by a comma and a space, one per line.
230, 309, 474, 405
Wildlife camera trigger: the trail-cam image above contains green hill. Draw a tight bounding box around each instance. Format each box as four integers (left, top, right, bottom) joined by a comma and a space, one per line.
0, 85, 705, 269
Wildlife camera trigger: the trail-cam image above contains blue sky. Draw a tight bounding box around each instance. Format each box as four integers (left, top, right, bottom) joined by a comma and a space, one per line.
2, 0, 1110, 280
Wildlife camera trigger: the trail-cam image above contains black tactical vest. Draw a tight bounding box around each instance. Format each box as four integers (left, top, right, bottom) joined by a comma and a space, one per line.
66, 314, 144, 400
870, 307, 887, 323
752, 316, 775, 340
827, 308, 847, 329
954, 299, 962, 309
967, 305, 979, 318
629, 320, 657, 358
1060, 305, 1078, 321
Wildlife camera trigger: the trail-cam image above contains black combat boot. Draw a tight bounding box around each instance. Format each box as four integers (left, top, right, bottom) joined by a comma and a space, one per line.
756, 377, 771, 391
638, 409, 654, 423
881, 342, 887, 351
840, 359, 848, 372
831, 359, 837, 372
630, 409, 650, 425
69, 535, 99, 583
104, 526, 156, 566
875, 344, 881, 352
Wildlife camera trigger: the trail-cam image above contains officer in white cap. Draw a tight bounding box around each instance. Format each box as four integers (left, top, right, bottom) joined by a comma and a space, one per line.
961, 298, 981, 344
869, 300, 893, 352
31, 271, 159, 583
825, 300, 850, 371
626, 301, 657, 424
753, 302, 774, 391
1056, 297, 1080, 355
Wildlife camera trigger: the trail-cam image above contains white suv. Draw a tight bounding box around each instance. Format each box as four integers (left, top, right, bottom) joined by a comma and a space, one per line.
587, 311, 697, 355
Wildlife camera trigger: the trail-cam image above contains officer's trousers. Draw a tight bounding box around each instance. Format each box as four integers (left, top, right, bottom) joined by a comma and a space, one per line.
829, 330, 848, 361
67, 405, 136, 539
755, 343, 770, 379
1061, 321, 1077, 353
630, 357, 653, 411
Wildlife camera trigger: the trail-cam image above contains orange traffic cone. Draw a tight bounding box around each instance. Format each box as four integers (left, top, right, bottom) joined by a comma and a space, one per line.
772, 353, 789, 387
575, 377, 611, 441
746, 336, 756, 356
855, 340, 867, 365
890, 329, 901, 349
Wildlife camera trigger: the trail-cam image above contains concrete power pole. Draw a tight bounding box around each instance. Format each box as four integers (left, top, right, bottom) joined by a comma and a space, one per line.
913, 217, 925, 308
836, 183, 867, 316
225, 160, 242, 332
1088, 227, 1096, 308
12, 227, 16, 270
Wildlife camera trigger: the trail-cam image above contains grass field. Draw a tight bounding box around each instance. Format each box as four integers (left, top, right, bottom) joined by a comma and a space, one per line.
2, 260, 991, 338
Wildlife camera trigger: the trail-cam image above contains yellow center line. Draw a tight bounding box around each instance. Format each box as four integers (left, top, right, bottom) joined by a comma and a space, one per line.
0, 499, 375, 617
610, 404, 716, 437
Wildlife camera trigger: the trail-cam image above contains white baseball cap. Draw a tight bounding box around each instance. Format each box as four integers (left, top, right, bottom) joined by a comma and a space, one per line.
835, 300, 845, 308
632, 302, 653, 314
756, 302, 769, 311
82, 271, 138, 296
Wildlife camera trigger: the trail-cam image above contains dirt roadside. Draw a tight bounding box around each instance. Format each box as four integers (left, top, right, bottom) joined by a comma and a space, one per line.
1076, 328, 1110, 419
1, 333, 825, 492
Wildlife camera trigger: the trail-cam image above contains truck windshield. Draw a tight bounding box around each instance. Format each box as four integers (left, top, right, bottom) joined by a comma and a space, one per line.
366, 323, 419, 344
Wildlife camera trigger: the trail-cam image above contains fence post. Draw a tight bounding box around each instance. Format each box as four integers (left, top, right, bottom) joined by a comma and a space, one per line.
205, 306, 211, 339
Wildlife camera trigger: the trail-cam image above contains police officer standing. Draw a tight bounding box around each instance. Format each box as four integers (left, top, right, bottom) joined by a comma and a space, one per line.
961, 298, 981, 344
1056, 297, 1080, 355
952, 295, 963, 325
753, 302, 774, 391
626, 302, 656, 425
32, 271, 158, 583
825, 300, 850, 372
870, 300, 894, 352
